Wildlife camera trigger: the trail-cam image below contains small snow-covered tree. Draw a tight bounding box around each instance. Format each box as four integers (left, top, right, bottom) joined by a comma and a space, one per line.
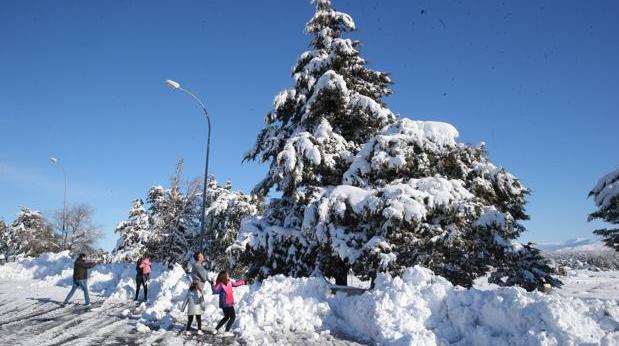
5, 207, 59, 259
53, 204, 102, 254
112, 199, 151, 262
145, 160, 201, 265
202, 178, 262, 274
589, 166, 619, 251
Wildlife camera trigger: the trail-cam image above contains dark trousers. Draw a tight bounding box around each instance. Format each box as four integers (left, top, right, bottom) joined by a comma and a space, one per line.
216, 306, 236, 331
187, 315, 202, 330
135, 274, 148, 300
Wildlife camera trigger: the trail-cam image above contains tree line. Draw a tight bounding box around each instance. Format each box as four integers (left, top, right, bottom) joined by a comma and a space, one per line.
0, 204, 101, 261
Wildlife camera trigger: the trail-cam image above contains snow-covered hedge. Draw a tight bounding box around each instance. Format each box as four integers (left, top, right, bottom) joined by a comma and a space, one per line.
2, 252, 619, 345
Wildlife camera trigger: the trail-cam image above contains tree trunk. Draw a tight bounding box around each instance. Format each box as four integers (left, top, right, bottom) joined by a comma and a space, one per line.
334, 271, 348, 286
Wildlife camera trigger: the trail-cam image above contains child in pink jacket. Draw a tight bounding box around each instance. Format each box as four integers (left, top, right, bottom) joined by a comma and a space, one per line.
211, 271, 246, 335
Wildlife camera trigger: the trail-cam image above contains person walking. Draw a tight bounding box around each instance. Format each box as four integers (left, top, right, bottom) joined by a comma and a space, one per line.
62, 253, 97, 306
135, 256, 152, 301
190, 251, 209, 292
211, 271, 247, 336
181, 282, 206, 335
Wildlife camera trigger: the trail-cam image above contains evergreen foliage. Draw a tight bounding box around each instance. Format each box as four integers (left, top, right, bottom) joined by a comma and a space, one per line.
237, 0, 559, 291
589, 166, 619, 251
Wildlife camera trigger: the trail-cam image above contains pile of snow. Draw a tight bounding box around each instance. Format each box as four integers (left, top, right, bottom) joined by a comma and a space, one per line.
333, 267, 619, 345
2, 253, 619, 345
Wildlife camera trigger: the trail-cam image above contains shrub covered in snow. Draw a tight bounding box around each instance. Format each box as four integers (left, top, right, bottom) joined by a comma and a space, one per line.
589, 165, 619, 251
236, 0, 558, 291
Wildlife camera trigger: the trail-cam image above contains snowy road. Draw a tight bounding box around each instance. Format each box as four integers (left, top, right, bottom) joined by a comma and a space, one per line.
0, 280, 364, 346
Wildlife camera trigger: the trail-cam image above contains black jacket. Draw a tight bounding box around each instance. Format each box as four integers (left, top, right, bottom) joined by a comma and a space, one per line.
73, 258, 95, 280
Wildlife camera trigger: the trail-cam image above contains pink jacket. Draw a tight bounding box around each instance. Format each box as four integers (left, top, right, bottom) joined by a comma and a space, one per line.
139, 258, 152, 275
212, 279, 245, 307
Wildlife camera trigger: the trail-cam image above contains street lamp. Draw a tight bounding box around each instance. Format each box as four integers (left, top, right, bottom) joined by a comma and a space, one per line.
165, 79, 212, 252
50, 157, 68, 246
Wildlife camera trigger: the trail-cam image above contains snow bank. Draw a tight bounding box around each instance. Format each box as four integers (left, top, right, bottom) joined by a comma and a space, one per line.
3, 253, 619, 345
0, 251, 74, 283
334, 267, 619, 345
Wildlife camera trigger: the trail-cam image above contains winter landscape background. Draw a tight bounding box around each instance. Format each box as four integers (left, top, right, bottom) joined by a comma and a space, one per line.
1, 0, 619, 345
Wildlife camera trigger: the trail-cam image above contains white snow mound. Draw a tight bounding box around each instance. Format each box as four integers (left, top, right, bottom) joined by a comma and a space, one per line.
2, 253, 619, 345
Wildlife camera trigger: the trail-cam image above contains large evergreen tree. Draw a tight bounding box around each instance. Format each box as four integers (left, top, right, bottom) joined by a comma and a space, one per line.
589, 166, 619, 251
237, 0, 559, 291
241, 0, 395, 284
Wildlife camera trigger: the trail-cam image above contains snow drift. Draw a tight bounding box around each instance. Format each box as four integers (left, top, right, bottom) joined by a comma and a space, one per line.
2, 252, 619, 345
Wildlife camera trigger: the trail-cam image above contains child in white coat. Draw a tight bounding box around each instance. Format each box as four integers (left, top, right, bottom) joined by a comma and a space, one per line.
181, 282, 206, 335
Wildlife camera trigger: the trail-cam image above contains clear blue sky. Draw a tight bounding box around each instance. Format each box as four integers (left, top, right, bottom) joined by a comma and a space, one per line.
1, 0, 618, 251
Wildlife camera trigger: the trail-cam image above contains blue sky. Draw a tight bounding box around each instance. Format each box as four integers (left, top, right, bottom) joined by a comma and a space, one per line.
1, 0, 618, 251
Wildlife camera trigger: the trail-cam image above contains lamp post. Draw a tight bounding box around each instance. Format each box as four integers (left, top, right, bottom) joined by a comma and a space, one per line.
49, 157, 68, 246
165, 79, 212, 251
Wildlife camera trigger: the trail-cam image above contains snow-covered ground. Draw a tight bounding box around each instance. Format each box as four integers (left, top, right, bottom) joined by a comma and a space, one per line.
1, 252, 619, 345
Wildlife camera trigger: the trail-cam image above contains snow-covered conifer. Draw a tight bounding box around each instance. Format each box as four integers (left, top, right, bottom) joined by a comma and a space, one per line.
237, 0, 558, 291
145, 160, 201, 265
112, 199, 151, 262
240, 0, 395, 284
4, 207, 59, 260
589, 166, 619, 251
202, 178, 261, 274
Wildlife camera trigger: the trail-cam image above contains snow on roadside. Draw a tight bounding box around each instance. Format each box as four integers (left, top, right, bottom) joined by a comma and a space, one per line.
2, 252, 619, 345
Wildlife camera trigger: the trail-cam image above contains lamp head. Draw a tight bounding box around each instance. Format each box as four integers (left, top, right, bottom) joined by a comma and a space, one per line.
165, 79, 181, 89
50, 157, 58, 165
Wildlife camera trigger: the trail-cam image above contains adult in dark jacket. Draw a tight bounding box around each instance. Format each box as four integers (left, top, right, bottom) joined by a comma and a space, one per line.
63, 253, 97, 306
135, 256, 152, 301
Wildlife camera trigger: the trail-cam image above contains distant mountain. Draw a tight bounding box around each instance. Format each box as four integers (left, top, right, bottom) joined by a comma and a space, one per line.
536, 238, 608, 253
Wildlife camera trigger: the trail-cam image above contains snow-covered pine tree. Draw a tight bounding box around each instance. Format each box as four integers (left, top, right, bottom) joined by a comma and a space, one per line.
239, 0, 558, 291
145, 160, 201, 265
589, 166, 619, 251
202, 178, 262, 275
112, 199, 151, 262
5, 207, 59, 260
239, 0, 395, 284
